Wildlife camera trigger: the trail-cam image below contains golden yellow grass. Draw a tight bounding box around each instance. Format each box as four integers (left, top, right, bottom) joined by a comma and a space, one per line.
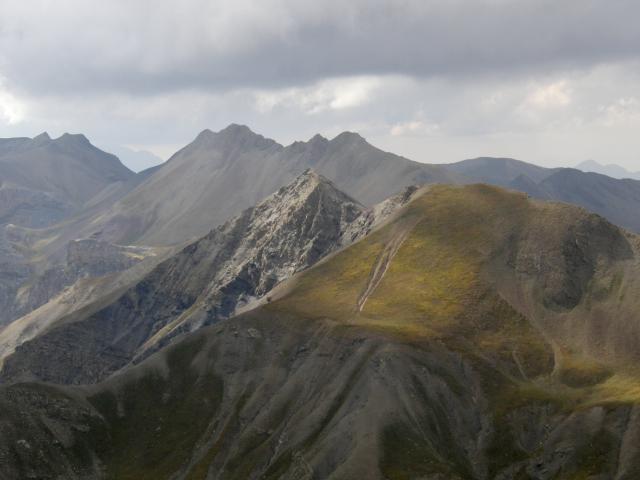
269, 184, 640, 407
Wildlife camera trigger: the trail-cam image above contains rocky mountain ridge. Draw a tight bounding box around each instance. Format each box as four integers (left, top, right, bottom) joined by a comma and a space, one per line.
70, 124, 462, 246
0, 170, 416, 384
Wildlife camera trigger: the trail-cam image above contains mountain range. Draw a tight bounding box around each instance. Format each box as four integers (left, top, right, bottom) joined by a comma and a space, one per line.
63, 124, 462, 247
576, 159, 640, 180
1, 125, 640, 478
444, 157, 640, 233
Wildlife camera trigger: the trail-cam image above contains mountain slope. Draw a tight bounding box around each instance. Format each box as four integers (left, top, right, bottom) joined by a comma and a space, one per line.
0, 134, 160, 327
0, 243, 167, 358
534, 169, 640, 232
79, 124, 462, 246
0, 171, 416, 384
0, 132, 134, 227
443, 157, 640, 233
445, 156, 558, 186
1, 184, 640, 479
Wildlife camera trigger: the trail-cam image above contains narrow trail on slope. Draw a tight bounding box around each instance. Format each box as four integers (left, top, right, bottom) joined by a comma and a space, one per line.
356, 222, 417, 313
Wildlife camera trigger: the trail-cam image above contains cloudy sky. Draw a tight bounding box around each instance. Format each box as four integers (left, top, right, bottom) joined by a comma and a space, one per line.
0, 0, 639, 171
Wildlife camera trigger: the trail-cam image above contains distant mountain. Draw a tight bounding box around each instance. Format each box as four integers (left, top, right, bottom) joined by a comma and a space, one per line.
106, 144, 164, 173
0, 170, 417, 384
577, 159, 640, 180
443, 157, 640, 233
0, 133, 134, 224
445, 156, 558, 186
77, 124, 463, 246
3, 184, 640, 478
532, 169, 640, 232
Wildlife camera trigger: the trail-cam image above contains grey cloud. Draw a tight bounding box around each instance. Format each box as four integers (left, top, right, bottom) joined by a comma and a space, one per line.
1, 0, 639, 172
1, 0, 640, 96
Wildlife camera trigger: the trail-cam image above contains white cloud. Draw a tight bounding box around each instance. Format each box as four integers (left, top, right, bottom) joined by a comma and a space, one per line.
600, 97, 640, 127
254, 76, 389, 114
390, 120, 440, 137
0, 80, 26, 125
524, 80, 571, 109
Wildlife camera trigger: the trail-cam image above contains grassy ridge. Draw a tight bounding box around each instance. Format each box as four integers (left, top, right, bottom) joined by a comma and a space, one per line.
89, 337, 223, 480
272, 185, 552, 375
266, 185, 640, 478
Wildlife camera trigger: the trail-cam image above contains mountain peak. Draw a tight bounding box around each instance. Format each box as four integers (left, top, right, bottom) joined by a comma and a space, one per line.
32, 132, 51, 143
192, 128, 215, 144
276, 168, 321, 194
266, 168, 362, 212
56, 132, 91, 147
188, 124, 278, 152
218, 123, 256, 137
331, 131, 366, 145
186, 125, 277, 153
577, 159, 602, 169
309, 133, 329, 144
288, 168, 326, 191
285, 133, 329, 154
196, 128, 215, 137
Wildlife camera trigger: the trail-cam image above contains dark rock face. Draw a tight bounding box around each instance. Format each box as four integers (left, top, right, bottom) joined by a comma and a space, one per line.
0, 183, 72, 228
0, 238, 153, 326
543, 214, 633, 311
0, 230, 32, 327
0, 383, 107, 480
65, 239, 149, 278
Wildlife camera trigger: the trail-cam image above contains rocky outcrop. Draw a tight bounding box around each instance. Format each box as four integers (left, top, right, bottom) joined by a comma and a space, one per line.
0, 238, 155, 327
0, 229, 32, 327
1, 170, 400, 384
0, 182, 72, 228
